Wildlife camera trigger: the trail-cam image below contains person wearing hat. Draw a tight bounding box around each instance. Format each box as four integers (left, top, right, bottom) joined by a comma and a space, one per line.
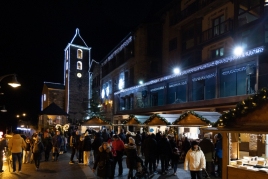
184, 140, 206, 179
124, 137, 137, 179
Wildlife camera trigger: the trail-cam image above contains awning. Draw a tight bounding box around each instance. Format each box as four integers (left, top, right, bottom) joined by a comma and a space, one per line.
121, 115, 148, 126
172, 111, 221, 126
81, 116, 112, 126
144, 114, 181, 126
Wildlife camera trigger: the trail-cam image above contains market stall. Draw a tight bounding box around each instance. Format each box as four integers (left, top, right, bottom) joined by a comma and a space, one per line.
120, 115, 148, 132
201, 88, 268, 179
143, 114, 181, 134
81, 116, 112, 133
172, 111, 221, 139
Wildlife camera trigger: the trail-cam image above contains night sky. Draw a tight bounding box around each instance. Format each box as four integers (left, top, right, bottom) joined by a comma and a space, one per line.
0, 0, 172, 131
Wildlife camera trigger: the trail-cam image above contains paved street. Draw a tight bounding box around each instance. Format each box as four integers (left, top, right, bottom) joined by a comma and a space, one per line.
1, 151, 219, 179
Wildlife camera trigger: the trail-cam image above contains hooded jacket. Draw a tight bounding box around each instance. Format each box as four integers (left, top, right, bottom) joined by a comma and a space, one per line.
8, 134, 26, 153
124, 143, 137, 169
93, 145, 113, 178
184, 147, 206, 171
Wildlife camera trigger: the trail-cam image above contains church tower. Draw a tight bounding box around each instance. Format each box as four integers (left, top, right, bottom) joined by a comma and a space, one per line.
64, 28, 91, 121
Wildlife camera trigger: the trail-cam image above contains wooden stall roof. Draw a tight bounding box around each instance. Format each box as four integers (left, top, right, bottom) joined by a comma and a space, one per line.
121, 115, 148, 126
172, 111, 221, 126
202, 88, 268, 133
144, 114, 181, 126
81, 117, 112, 126
40, 102, 68, 115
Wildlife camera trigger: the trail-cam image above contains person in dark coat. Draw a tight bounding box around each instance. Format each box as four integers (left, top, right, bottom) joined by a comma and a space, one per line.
181, 137, 191, 161
69, 131, 80, 164
199, 134, 215, 176
32, 136, 44, 170
91, 132, 104, 164
141, 129, 147, 156
135, 131, 142, 156
83, 132, 92, 165
215, 133, 223, 177
171, 148, 180, 175
125, 131, 132, 145
23, 137, 31, 163
142, 133, 157, 174
157, 134, 172, 175
43, 132, 52, 161
124, 137, 137, 179
118, 129, 126, 144
92, 142, 113, 179
102, 128, 111, 142
52, 130, 62, 161
77, 134, 84, 164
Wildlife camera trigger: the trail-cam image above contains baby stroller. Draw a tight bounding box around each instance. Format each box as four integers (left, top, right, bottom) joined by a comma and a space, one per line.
134, 156, 149, 179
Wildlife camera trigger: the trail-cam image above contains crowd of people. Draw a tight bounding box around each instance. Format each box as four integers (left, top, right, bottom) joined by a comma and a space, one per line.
0, 128, 68, 173
0, 127, 223, 179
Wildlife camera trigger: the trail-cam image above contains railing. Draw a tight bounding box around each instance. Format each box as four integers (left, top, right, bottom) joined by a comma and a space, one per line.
202, 19, 233, 43
177, 0, 217, 22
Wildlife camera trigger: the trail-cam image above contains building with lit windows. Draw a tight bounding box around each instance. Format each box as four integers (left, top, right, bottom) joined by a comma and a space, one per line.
96, 0, 268, 132
39, 29, 91, 130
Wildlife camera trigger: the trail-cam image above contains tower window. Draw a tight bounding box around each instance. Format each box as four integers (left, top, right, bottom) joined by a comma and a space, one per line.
66, 50, 68, 60
77, 49, 83, 59
77, 61, 82, 70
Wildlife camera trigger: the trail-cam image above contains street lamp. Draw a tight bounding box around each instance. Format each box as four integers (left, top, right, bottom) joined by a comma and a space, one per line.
173, 67, 180, 74
0, 105, 7, 112
0, 74, 21, 88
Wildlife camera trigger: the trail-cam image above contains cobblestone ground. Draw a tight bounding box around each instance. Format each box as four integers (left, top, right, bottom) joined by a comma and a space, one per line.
1, 152, 220, 179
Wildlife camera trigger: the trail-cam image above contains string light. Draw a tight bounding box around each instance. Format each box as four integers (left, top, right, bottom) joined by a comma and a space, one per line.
114, 46, 264, 95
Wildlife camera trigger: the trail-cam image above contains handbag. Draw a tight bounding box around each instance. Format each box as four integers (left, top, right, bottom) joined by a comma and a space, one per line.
98, 160, 106, 170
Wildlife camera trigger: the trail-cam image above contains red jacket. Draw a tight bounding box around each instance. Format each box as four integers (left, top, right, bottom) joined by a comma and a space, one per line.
112, 139, 124, 152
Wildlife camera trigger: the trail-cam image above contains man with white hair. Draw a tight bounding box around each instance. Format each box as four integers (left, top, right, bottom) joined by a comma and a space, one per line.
199, 133, 215, 178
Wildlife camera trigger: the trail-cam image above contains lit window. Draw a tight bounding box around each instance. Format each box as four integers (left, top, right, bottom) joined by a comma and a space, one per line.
77, 61, 82, 70
66, 50, 68, 60
211, 47, 224, 59
77, 49, 83, 59
43, 94, 46, 101
66, 62, 69, 70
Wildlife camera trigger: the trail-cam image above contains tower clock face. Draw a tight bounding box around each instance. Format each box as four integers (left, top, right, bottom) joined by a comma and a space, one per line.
77, 73, 82, 78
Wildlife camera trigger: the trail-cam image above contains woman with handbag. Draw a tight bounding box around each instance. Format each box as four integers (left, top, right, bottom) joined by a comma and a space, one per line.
92, 142, 114, 179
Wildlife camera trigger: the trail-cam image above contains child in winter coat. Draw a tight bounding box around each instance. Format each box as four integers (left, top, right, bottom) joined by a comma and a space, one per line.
171, 148, 180, 175
32, 136, 44, 170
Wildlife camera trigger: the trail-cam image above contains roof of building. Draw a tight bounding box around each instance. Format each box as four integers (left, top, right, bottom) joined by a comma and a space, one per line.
69, 28, 88, 47
40, 102, 67, 115
44, 82, 65, 90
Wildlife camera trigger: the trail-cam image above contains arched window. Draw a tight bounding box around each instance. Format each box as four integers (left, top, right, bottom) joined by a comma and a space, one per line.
77, 49, 83, 59
77, 61, 82, 70
66, 50, 68, 60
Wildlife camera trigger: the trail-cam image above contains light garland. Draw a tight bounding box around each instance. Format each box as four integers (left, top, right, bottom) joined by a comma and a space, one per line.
192, 73, 216, 82
222, 66, 246, 75
169, 81, 187, 88
102, 36, 133, 66
214, 87, 268, 127
172, 111, 211, 125
144, 114, 170, 125
122, 114, 142, 124
114, 46, 264, 95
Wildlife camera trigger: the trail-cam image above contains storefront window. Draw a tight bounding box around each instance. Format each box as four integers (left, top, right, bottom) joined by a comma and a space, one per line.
192, 71, 216, 101
220, 61, 256, 97
167, 80, 187, 104
150, 85, 165, 106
